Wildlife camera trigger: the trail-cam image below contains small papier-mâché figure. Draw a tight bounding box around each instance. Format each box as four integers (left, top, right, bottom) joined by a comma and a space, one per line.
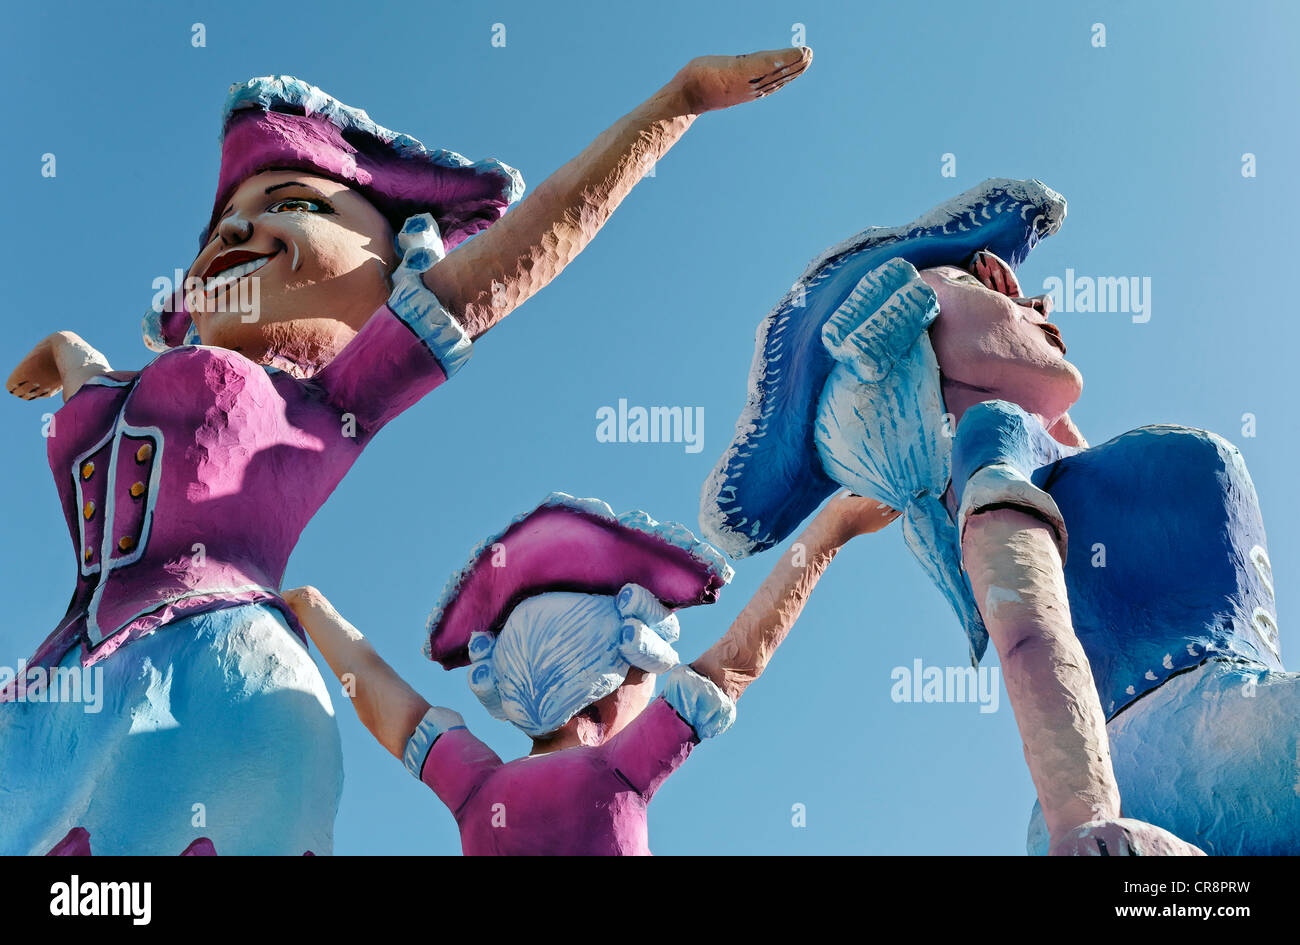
284, 490, 897, 855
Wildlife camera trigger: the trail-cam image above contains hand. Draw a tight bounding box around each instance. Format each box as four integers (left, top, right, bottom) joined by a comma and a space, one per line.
970, 249, 1022, 298
818, 491, 901, 543
672, 47, 812, 114
8, 331, 111, 402
8, 333, 67, 400
281, 585, 338, 624
282, 583, 364, 644
1050, 818, 1206, 856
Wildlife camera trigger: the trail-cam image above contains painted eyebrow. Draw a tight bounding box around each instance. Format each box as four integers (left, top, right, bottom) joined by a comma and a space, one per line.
264, 181, 321, 195
212, 181, 324, 233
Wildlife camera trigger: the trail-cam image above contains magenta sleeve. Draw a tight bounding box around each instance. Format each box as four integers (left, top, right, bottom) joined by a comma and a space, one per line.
419, 728, 504, 817
603, 696, 698, 801
304, 305, 445, 440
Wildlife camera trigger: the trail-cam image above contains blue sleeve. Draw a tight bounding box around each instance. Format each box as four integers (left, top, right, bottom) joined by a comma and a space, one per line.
951, 400, 1064, 493
952, 401, 1072, 561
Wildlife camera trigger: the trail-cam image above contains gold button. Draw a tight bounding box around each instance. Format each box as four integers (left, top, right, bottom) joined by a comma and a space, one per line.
84, 548, 93, 563
135, 443, 153, 463
81, 462, 94, 480
130, 481, 145, 498
83, 501, 95, 520
118, 536, 136, 553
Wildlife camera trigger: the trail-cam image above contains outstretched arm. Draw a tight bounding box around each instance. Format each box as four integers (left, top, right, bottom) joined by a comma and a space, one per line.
282, 586, 431, 759
424, 48, 812, 339
693, 493, 899, 703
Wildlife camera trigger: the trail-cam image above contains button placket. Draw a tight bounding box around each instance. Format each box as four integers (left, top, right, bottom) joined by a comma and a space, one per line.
72, 427, 116, 579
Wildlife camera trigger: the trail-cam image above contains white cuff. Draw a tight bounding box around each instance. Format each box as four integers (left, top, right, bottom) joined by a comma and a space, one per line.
662, 665, 736, 740
389, 213, 472, 378
957, 462, 1068, 563
402, 706, 467, 779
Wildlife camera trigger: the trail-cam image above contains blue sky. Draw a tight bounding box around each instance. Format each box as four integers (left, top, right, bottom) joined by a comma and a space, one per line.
1, 1, 1296, 854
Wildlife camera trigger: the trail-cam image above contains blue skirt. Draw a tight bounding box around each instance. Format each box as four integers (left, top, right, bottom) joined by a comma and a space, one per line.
1027, 659, 1300, 855
0, 603, 343, 855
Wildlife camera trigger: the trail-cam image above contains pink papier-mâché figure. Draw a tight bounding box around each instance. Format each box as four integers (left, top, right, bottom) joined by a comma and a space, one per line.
284, 490, 897, 855
2, 49, 812, 855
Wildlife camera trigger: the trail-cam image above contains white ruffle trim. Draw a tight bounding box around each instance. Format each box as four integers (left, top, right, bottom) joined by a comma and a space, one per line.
662, 664, 735, 740
402, 705, 468, 779
957, 462, 1068, 563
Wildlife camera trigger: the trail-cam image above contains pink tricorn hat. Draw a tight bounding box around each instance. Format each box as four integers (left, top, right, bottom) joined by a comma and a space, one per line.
425, 494, 734, 669
147, 75, 524, 349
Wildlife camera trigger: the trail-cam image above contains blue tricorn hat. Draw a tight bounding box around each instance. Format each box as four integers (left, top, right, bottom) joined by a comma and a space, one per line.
700, 178, 1067, 558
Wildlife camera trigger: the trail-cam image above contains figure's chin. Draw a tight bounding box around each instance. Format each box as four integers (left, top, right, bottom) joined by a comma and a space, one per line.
1057, 356, 1084, 407
1036, 359, 1084, 430
198, 312, 357, 368
988, 358, 1083, 431
195, 315, 271, 358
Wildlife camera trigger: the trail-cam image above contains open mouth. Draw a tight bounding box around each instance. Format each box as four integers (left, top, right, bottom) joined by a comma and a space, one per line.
202, 250, 276, 294
1037, 321, 1066, 355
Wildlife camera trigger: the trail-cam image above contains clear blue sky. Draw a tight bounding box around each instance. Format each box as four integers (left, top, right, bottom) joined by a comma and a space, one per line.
2, 1, 1296, 854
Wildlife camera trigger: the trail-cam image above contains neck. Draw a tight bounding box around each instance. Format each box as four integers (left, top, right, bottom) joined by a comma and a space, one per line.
939, 375, 1086, 447
937, 375, 1087, 519
529, 710, 603, 756
938, 374, 996, 431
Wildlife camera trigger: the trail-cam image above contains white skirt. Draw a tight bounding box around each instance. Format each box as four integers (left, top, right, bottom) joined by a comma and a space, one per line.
1026, 658, 1299, 855
0, 602, 343, 855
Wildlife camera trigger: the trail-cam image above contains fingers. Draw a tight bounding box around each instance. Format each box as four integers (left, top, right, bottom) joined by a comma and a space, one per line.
742, 46, 813, 73
281, 584, 333, 619
1002, 260, 1022, 297
830, 491, 902, 535
749, 47, 813, 98
6, 379, 57, 400
972, 251, 1000, 293
971, 250, 1022, 297
1051, 818, 1208, 856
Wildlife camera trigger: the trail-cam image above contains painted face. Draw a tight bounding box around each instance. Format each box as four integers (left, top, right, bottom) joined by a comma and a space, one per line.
185, 170, 398, 372
921, 251, 1082, 428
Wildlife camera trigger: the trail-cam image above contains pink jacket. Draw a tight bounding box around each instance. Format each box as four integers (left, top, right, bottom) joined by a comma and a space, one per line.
412, 698, 699, 855
20, 290, 467, 678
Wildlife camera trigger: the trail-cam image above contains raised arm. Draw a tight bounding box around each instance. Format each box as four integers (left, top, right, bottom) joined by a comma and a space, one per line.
424, 48, 812, 339
692, 493, 899, 703
282, 586, 431, 759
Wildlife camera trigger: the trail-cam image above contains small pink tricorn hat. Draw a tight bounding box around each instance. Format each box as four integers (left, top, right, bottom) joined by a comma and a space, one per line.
425, 494, 734, 669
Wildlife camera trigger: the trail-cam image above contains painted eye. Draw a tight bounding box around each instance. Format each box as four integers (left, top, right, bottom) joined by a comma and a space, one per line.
270, 198, 330, 213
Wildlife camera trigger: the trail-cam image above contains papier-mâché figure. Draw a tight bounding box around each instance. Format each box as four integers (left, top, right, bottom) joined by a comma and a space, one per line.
1, 48, 812, 855
702, 179, 1296, 856
284, 490, 897, 855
